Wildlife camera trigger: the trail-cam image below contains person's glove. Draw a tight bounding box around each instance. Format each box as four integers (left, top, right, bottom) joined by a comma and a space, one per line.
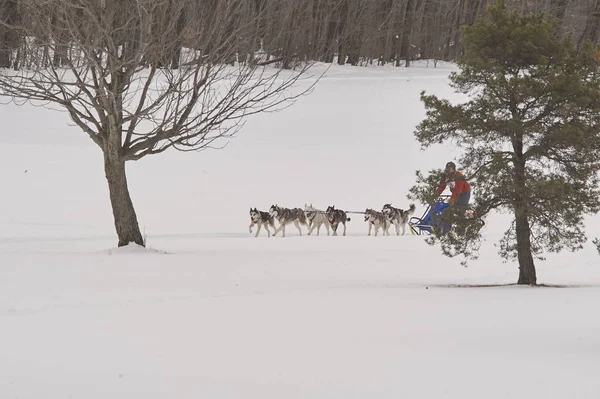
448, 198, 455, 206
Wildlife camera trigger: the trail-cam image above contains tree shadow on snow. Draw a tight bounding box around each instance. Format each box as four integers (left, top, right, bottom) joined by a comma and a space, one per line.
432, 283, 599, 289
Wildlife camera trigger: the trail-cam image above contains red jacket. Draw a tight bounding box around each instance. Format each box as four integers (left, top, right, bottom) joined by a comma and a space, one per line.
436, 171, 471, 200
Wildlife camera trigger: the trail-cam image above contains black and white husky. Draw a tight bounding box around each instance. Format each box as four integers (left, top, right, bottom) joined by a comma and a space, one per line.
304, 203, 331, 236
325, 205, 351, 236
364, 209, 390, 236
249, 208, 275, 237
269, 205, 307, 237
382, 203, 416, 235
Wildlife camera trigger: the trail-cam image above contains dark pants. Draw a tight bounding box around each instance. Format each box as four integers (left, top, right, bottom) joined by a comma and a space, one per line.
455, 191, 471, 211
434, 191, 471, 235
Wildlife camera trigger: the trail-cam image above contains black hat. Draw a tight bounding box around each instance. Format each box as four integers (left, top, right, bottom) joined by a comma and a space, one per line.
445, 161, 456, 170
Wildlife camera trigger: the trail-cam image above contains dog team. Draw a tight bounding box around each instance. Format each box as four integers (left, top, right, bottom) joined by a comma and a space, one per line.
249, 203, 415, 238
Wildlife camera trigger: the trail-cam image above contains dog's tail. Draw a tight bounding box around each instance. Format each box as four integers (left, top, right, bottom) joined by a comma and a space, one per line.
407, 203, 416, 216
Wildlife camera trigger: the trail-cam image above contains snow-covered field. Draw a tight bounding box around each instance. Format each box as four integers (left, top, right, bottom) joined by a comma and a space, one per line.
2, 62, 599, 398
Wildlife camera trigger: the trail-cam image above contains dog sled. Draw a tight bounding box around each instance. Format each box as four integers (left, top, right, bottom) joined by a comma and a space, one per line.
409, 195, 451, 236
409, 195, 476, 235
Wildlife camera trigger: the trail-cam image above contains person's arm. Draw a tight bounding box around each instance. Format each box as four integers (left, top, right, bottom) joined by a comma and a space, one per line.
435, 176, 447, 196
449, 173, 467, 203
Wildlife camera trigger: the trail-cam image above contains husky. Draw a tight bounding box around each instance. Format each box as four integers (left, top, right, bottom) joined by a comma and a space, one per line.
325, 205, 351, 236
304, 203, 331, 236
269, 205, 307, 237
382, 203, 416, 235
364, 208, 390, 236
249, 208, 275, 237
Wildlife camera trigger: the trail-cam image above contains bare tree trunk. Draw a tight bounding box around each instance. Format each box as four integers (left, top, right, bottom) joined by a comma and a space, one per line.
322, 21, 336, 63
336, 0, 349, 65
170, 6, 185, 69
0, 48, 9, 67
346, 37, 360, 65
337, 42, 346, 65
550, 0, 570, 20
452, 0, 465, 60
0, 0, 19, 68
104, 151, 144, 247
577, 0, 600, 50
400, 0, 414, 67
51, 14, 68, 67
463, 0, 482, 26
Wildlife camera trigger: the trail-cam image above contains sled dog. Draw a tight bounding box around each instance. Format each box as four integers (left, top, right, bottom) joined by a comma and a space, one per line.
382, 203, 416, 235
325, 205, 351, 236
249, 208, 275, 237
269, 205, 307, 237
364, 208, 390, 236
304, 203, 331, 236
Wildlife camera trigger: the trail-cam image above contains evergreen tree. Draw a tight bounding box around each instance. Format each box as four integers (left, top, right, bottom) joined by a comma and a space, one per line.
411, 0, 600, 285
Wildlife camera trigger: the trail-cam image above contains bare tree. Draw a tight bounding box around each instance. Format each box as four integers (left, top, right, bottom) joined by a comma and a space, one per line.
222, 0, 600, 67
399, 0, 415, 66
0, 0, 320, 246
577, 0, 600, 51
0, 0, 20, 68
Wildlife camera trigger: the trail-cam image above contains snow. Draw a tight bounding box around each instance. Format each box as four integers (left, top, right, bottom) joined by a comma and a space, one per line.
1, 61, 600, 398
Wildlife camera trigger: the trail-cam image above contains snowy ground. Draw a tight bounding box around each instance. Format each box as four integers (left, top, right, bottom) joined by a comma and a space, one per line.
1, 62, 600, 398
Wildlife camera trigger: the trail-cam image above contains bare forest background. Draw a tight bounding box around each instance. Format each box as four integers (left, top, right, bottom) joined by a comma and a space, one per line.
1, 0, 599, 70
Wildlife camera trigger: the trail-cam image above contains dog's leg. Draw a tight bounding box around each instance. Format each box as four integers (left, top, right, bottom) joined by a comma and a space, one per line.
249, 221, 255, 234
401, 223, 406, 236
343, 222, 347, 236
395, 222, 400, 236
332, 223, 338, 236
294, 220, 302, 236
266, 224, 271, 238
367, 222, 372, 236
269, 221, 276, 238
255, 222, 262, 238
316, 221, 320, 236
273, 220, 283, 237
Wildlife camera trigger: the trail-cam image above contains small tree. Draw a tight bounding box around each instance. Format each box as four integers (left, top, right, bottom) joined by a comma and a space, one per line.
0, 0, 320, 247
411, 0, 600, 285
